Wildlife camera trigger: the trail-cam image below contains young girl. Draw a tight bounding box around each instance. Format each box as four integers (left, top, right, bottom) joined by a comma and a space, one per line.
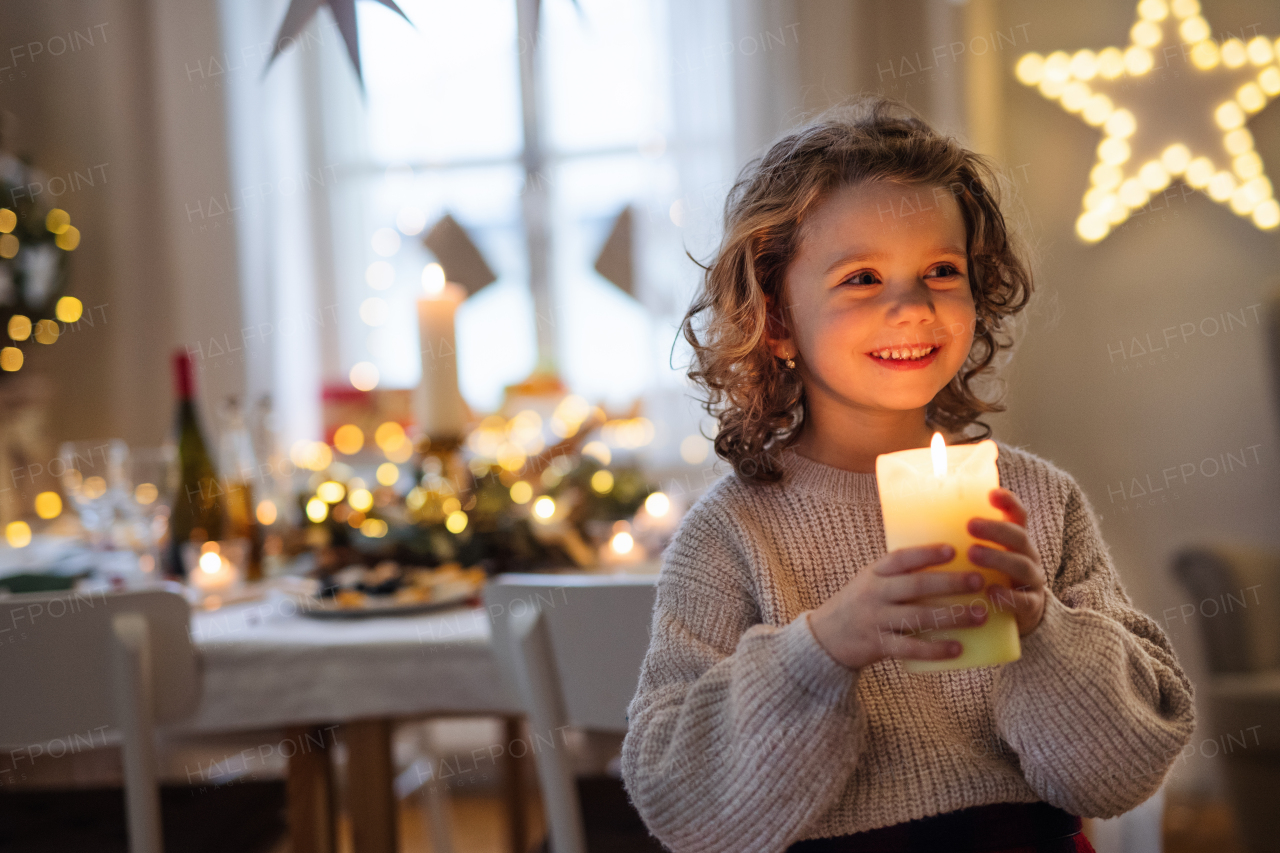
620, 97, 1196, 853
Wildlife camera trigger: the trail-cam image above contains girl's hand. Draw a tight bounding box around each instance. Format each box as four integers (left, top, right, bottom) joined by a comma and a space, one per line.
807, 544, 991, 671
966, 488, 1047, 637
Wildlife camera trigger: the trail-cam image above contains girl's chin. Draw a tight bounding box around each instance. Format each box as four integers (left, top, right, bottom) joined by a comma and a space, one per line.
805, 364, 954, 413
833, 391, 943, 413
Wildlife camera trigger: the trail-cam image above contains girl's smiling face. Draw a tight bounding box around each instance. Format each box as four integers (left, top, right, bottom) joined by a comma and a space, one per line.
775, 180, 977, 421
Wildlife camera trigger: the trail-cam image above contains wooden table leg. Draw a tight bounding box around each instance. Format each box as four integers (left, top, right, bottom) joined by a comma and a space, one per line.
503, 716, 529, 853
287, 725, 337, 853
345, 718, 398, 853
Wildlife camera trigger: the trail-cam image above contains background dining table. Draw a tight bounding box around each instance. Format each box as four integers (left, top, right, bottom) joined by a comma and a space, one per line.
178, 591, 527, 853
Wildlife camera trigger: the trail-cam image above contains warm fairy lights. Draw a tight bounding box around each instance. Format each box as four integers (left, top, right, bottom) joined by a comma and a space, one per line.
376, 462, 400, 486
5, 521, 31, 548
590, 469, 615, 494
644, 491, 671, 518
581, 441, 611, 466
34, 492, 62, 519
316, 480, 346, 504
256, 500, 278, 525
55, 296, 83, 323
1015, 0, 1280, 241
347, 488, 374, 513
349, 361, 379, 391
532, 496, 556, 521
305, 497, 329, 523
8, 315, 31, 340
374, 421, 406, 451
333, 424, 364, 455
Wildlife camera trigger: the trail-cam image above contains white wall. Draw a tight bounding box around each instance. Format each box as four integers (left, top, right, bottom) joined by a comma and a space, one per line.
996, 0, 1280, 798
0, 0, 246, 447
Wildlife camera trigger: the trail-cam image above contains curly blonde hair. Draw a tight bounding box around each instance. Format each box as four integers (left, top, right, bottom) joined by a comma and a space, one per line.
681, 96, 1033, 483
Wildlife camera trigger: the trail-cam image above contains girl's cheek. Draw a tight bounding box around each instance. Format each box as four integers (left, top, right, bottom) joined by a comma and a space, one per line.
814, 315, 861, 353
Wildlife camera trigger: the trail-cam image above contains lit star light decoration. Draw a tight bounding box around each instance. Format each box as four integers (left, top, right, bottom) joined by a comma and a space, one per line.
1014, 0, 1280, 242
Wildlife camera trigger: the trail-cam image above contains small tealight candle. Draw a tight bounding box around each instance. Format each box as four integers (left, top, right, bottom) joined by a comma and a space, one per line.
186, 542, 243, 593
600, 527, 647, 568
876, 433, 1021, 673
191, 552, 237, 591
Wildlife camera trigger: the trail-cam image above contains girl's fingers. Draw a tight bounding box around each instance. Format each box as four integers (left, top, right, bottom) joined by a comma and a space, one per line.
895, 601, 987, 633
875, 544, 955, 575
987, 585, 1040, 614
881, 632, 962, 661
966, 517, 1035, 558
882, 567, 983, 603
968, 545, 1043, 590
989, 488, 1027, 526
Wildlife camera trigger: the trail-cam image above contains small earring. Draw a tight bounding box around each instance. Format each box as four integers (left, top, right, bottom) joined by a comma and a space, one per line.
784, 356, 796, 369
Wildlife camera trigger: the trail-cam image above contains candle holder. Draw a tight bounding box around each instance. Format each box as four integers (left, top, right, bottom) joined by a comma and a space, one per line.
182, 538, 249, 599
876, 437, 1022, 673
415, 433, 470, 493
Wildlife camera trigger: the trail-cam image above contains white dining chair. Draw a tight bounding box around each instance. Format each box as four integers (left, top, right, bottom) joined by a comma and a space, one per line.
1084, 784, 1166, 853
485, 573, 657, 853
0, 586, 200, 853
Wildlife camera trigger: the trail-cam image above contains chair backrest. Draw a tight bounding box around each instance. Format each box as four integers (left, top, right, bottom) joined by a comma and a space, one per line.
0, 585, 200, 745
485, 574, 657, 732
1172, 545, 1280, 674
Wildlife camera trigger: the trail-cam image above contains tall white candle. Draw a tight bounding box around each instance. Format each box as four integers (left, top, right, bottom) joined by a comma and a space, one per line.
415, 266, 469, 439
876, 434, 1020, 673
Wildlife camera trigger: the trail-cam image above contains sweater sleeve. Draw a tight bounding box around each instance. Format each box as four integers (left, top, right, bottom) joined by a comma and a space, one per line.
991, 473, 1196, 818
620, 497, 867, 853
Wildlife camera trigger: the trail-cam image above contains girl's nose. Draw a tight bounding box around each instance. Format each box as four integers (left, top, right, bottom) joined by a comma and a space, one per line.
883, 279, 936, 324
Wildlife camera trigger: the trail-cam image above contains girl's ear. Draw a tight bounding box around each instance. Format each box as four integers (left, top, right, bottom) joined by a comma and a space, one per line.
763, 295, 797, 360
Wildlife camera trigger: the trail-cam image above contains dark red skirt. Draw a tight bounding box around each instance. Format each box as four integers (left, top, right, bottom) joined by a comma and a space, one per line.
786, 801, 1096, 853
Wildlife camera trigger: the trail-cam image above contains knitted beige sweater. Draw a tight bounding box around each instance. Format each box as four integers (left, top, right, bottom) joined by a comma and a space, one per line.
621, 441, 1196, 852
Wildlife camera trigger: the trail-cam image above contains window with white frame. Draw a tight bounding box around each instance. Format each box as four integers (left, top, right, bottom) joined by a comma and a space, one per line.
312, 0, 734, 465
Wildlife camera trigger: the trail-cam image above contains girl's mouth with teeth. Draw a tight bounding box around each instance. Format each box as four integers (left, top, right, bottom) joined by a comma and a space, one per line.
866, 344, 941, 370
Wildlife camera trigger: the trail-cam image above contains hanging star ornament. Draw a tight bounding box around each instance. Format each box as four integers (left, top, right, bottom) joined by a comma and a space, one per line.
266, 0, 411, 86
1015, 0, 1280, 242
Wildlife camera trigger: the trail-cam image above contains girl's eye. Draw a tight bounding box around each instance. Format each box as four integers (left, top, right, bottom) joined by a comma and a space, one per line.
928, 263, 961, 279
842, 271, 880, 287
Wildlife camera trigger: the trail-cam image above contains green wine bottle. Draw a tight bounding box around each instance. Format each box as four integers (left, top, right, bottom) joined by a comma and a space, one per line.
165, 350, 227, 578
219, 395, 263, 581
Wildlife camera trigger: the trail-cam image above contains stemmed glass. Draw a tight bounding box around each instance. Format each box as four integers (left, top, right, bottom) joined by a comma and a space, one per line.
122, 446, 177, 574
58, 439, 129, 549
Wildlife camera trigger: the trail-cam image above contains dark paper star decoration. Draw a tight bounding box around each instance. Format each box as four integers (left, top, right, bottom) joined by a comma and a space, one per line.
266, 0, 412, 85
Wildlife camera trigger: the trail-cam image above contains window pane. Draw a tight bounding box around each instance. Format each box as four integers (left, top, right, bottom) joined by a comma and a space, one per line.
355, 165, 536, 411
541, 0, 670, 155
359, 0, 522, 164
550, 155, 669, 406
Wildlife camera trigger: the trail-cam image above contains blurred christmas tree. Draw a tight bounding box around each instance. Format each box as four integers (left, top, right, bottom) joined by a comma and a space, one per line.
0, 118, 84, 377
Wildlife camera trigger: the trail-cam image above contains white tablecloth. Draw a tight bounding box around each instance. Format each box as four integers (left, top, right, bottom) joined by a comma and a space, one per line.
182, 592, 520, 732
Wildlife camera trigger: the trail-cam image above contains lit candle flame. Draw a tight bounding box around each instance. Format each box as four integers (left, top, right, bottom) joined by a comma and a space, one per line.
610, 531, 634, 554
199, 551, 223, 574
930, 431, 947, 478
422, 262, 445, 296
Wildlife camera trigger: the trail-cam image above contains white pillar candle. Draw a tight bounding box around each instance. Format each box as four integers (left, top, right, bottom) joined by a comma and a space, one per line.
876, 433, 1021, 673
415, 272, 469, 439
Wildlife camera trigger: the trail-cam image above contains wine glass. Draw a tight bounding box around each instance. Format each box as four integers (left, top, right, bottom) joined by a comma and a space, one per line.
58, 439, 129, 549
122, 446, 177, 574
